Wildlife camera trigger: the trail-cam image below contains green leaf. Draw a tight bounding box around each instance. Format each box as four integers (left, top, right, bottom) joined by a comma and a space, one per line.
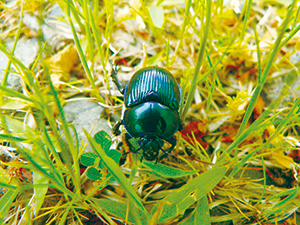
0, 115, 35, 139
84, 129, 150, 220
107, 149, 121, 164
92, 198, 148, 225
151, 166, 227, 223
179, 197, 210, 225
0, 85, 35, 104
81, 152, 99, 167
194, 197, 211, 224
94, 130, 112, 153
1, 99, 30, 110
106, 172, 115, 182
127, 138, 143, 161
86, 167, 102, 181
142, 161, 198, 179
0, 189, 19, 224
103, 150, 121, 181
33, 171, 49, 214
149, 2, 164, 28
0, 134, 28, 143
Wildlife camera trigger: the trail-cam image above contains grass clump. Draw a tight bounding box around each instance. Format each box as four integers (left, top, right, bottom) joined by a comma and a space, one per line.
0, 0, 300, 224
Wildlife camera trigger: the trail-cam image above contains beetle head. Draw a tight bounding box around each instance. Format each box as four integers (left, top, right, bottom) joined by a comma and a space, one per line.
140, 135, 163, 161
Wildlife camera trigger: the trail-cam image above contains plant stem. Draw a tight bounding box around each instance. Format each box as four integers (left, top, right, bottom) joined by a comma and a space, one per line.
180, 0, 211, 122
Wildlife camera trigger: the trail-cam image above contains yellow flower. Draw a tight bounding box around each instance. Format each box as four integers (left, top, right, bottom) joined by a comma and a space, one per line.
226, 91, 251, 122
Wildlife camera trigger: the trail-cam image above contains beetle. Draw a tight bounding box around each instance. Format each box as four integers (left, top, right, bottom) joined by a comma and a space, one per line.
111, 64, 181, 161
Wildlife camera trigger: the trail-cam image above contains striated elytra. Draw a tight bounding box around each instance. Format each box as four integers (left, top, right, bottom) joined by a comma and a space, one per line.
111, 65, 181, 161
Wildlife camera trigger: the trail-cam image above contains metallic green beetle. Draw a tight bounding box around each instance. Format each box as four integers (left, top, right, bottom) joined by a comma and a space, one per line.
112, 66, 181, 161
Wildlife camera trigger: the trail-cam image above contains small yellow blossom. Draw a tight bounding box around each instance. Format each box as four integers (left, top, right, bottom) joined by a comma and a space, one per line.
226, 91, 251, 122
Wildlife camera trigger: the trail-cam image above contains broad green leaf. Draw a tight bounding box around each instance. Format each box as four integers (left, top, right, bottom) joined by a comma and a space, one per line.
1, 99, 30, 110
0, 115, 35, 138
179, 197, 210, 225
106, 172, 115, 182
92, 198, 148, 225
127, 138, 143, 161
84, 129, 150, 220
194, 197, 210, 225
151, 166, 227, 223
33, 171, 49, 214
86, 167, 102, 181
0, 189, 19, 224
81, 152, 98, 166
0, 85, 35, 104
94, 130, 112, 153
142, 161, 198, 178
107, 149, 121, 164
149, 2, 164, 28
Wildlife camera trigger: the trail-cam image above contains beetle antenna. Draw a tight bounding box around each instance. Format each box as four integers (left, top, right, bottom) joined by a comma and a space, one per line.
159, 148, 178, 161
110, 60, 125, 95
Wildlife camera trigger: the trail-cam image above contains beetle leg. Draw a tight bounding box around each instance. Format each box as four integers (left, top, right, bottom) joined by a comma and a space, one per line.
159, 136, 177, 161
167, 136, 176, 152
159, 148, 176, 162
110, 61, 125, 95
178, 120, 184, 131
124, 134, 144, 152
126, 145, 144, 162
113, 120, 123, 136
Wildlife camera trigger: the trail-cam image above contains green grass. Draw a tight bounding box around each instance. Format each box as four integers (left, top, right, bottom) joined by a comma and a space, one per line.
0, 0, 299, 224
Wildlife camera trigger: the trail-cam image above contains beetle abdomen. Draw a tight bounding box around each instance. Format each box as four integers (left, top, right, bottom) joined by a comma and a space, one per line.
124, 67, 180, 110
